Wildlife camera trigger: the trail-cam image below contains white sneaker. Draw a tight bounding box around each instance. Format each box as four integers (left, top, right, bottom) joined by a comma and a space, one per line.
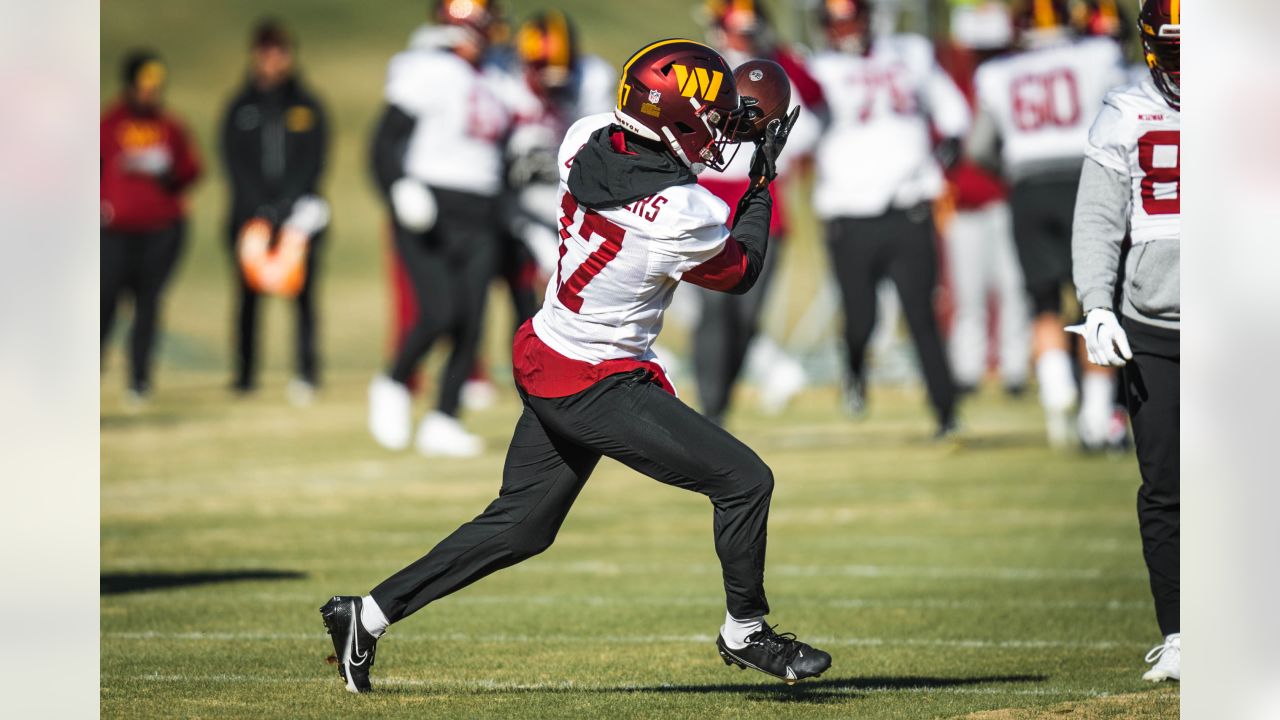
287, 378, 316, 408
415, 411, 483, 457
460, 378, 498, 411
1045, 407, 1076, 449
368, 375, 412, 450
1142, 633, 1180, 682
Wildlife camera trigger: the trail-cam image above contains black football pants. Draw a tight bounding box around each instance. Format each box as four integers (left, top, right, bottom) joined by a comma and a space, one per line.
101, 222, 185, 393
370, 369, 774, 622
826, 209, 956, 424
1122, 319, 1179, 637
389, 188, 497, 417
228, 225, 324, 389
693, 246, 779, 422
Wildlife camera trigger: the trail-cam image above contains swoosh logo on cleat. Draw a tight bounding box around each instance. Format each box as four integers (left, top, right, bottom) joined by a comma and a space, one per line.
349, 601, 369, 666
785, 667, 798, 681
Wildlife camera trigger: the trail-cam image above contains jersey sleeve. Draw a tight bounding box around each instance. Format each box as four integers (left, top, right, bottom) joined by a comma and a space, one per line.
649, 185, 732, 280
923, 60, 972, 138
1084, 93, 1131, 175
384, 51, 433, 117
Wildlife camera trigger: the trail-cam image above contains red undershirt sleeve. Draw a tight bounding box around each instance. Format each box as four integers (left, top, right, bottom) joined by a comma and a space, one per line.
682, 237, 749, 292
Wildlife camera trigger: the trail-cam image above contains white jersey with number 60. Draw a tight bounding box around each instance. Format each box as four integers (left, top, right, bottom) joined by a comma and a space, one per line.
1085, 80, 1180, 246
974, 37, 1124, 179
532, 114, 732, 364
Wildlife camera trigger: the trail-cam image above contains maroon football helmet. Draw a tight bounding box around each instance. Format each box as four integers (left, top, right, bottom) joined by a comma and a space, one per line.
1139, 0, 1180, 108
1012, 0, 1074, 48
614, 39, 748, 172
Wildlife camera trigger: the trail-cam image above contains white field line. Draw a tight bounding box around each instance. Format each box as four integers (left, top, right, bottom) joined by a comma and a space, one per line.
230, 592, 1151, 612
121, 673, 1115, 698
103, 631, 1149, 651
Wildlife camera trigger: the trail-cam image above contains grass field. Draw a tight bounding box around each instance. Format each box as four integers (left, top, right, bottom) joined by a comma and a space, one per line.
101, 374, 1177, 719
102, 1, 1177, 717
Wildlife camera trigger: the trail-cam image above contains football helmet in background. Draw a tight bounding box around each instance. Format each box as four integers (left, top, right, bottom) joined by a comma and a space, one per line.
1138, 0, 1180, 108
819, 0, 873, 55
516, 10, 577, 92
1073, 0, 1130, 42
1012, 0, 1073, 49
614, 39, 747, 172
435, 0, 500, 44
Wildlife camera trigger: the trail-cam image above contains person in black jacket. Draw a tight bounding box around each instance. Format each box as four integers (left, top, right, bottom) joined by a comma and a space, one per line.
220, 19, 329, 401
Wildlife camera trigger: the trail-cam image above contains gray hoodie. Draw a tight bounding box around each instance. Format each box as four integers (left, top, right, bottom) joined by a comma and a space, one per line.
1072, 157, 1180, 330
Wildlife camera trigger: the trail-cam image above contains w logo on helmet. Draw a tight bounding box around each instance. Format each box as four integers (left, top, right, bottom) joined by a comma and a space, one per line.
672, 64, 724, 102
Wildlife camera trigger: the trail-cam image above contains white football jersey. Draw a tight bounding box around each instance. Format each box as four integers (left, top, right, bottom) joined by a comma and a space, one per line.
974, 37, 1125, 180
385, 47, 512, 196
810, 34, 971, 218
532, 114, 732, 364
1085, 80, 1180, 245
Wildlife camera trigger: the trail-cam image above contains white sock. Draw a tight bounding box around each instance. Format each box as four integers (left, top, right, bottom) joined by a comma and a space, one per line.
1081, 371, 1115, 414
360, 595, 389, 638
720, 611, 764, 650
1036, 350, 1077, 411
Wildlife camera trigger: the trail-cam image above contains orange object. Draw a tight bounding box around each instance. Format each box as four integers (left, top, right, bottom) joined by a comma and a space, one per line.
237, 218, 309, 297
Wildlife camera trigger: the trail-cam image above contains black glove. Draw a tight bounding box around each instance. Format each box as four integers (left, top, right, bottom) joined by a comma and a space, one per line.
933, 136, 962, 171
748, 106, 802, 188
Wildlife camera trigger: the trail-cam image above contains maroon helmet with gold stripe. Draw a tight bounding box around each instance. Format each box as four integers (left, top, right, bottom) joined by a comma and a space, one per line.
614, 39, 747, 172
1139, 0, 1180, 108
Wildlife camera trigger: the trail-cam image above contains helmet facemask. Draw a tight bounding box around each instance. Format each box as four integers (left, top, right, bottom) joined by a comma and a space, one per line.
1142, 25, 1180, 108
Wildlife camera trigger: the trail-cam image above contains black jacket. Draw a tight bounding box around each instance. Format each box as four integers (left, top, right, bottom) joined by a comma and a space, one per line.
220, 75, 328, 226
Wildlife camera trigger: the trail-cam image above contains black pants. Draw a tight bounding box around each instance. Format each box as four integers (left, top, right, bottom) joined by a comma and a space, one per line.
1122, 319, 1179, 636
693, 246, 779, 422
370, 369, 774, 622
228, 225, 324, 389
388, 188, 498, 416
1009, 178, 1079, 315
826, 209, 956, 423
101, 222, 185, 392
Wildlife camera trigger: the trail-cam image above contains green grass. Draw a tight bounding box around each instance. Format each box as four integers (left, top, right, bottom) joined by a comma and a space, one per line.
101, 376, 1177, 719
102, 2, 1177, 717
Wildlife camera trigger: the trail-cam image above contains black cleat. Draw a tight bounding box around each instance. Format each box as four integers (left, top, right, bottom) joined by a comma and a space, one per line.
716, 624, 831, 685
320, 595, 378, 693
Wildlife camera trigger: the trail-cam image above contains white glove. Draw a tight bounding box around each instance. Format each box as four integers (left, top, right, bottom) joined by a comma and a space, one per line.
1079, 308, 1133, 368
390, 177, 437, 233
124, 145, 173, 176
283, 195, 331, 237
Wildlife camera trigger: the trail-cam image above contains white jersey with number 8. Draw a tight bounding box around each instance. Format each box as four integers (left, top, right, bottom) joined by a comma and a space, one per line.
532, 114, 732, 364
974, 37, 1124, 179
1085, 80, 1180, 245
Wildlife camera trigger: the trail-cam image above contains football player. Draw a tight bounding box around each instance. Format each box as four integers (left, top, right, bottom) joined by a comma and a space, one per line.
498, 10, 616, 322
692, 0, 826, 424
938, 3, 1031, 396
1071, 0, 1180, 681
368, 0, 512, 457
322, 39, 831, 693
810, 0, 971, 435
969, 0, 1126, 448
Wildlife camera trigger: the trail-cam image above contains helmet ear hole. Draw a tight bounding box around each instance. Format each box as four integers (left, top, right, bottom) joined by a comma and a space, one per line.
674, 121, 695, 135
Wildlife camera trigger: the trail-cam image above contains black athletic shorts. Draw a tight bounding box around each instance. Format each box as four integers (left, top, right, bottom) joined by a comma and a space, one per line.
1009, 178, 1079, 312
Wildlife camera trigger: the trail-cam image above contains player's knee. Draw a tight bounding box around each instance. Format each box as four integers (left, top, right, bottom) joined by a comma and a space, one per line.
506, 525, 558, 560
739, 457, 774, 499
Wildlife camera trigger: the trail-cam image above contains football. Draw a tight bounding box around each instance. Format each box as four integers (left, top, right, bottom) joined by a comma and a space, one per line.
731, 59, 792, 142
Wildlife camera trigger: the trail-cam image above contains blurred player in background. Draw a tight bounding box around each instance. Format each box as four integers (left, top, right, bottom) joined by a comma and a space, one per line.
323, 39, 831, 694
499, 11, 615, 320
810, 0, 969, 436
368, 0, 512, 457
101, 51, 202, 404
691, 0, 824, 424
451, 10, 615, 409
938, 1, 1030, 395
1071, 0, 1180, 680
969, 0, 1125, 448
220, 20, 330, 404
